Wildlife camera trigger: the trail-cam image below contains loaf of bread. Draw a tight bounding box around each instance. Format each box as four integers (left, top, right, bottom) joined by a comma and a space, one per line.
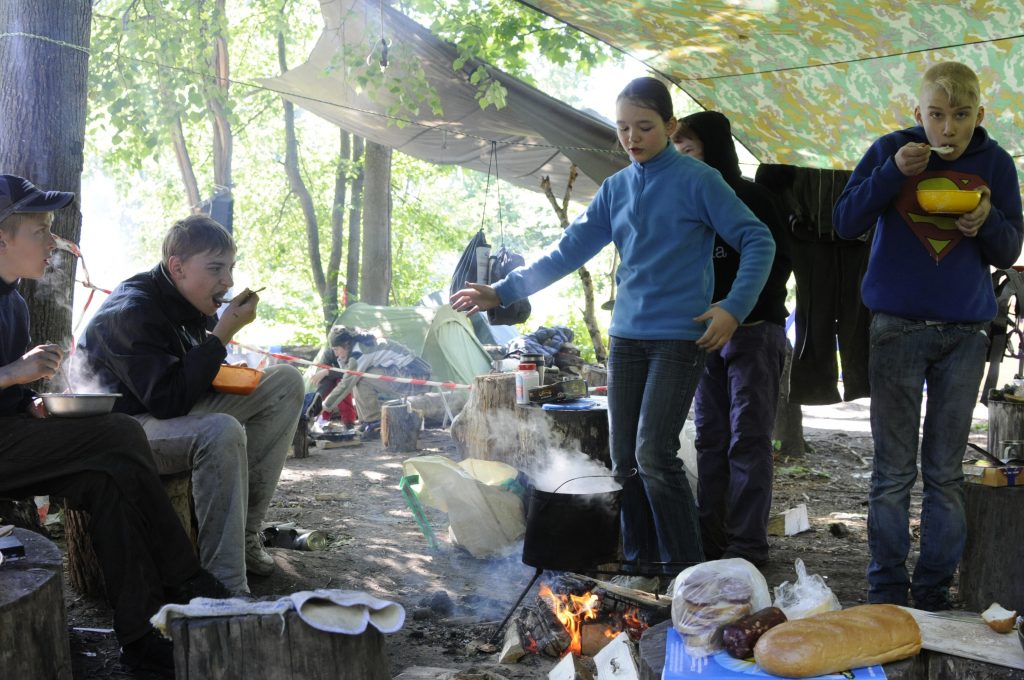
753, 604, 921, 677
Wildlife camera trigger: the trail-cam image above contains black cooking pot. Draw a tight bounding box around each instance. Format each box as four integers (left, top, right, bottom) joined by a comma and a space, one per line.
521, 471, 633, 572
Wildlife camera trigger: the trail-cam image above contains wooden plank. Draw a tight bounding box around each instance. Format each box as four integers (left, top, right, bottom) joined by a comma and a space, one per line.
900, 607, 1024, 671
169, 609, 390, 680
0, 529, 72, 680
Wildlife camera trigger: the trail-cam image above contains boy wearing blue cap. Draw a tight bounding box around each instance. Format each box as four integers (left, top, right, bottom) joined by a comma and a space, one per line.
0, 175, 227, 677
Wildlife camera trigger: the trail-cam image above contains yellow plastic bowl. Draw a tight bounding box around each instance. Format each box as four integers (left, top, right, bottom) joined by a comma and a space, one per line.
212, 365, 262, 395
916, 189, 981, 215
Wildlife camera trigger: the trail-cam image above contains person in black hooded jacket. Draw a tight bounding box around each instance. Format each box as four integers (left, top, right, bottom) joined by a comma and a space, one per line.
673, 111, 792, 566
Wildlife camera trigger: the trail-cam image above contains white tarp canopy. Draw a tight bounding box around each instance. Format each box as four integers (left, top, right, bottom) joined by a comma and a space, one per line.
261, 0, 628, 202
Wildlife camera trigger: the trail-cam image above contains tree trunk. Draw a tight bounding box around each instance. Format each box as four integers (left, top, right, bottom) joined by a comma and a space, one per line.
540, 167, 607, 363
277, 31, 326, 308
361, 141, 391, 305
207, 0, 231, 192
346, 136, 365, 305
0, 1, 91, 354
772, 338, 808, 456
323, 130, 348, 329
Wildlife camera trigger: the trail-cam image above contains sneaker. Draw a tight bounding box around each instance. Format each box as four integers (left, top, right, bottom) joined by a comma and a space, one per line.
609, 574, 661, 594
245, 532, 275, 576
120, 628, 174, 678
166, 568, 232, 603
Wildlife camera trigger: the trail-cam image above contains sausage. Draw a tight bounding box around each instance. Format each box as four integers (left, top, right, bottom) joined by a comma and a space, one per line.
721, 606, 788, 659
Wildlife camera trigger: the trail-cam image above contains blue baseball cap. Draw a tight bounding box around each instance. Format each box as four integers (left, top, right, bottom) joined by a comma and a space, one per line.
0, 175, 75, 222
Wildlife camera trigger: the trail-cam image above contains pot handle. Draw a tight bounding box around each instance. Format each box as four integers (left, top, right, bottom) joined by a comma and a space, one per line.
550, 467, 637, 494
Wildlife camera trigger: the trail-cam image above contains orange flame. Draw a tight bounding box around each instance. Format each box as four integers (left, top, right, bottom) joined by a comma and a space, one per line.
538, 583, 599, 656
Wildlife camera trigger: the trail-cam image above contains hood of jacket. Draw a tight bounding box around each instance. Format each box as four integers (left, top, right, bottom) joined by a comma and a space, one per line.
682, 110, 742, 185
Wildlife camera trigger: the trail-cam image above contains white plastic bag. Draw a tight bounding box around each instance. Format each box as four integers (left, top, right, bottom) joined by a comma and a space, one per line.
402, 455, 525, 558
772, 558, 841, 620
670, 558, 771, 657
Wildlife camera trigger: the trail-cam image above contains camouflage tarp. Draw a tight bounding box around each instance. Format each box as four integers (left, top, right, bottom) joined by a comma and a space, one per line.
520, 0, 1024, 188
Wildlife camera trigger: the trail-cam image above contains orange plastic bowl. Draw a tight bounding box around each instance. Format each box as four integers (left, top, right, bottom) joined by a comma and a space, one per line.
212, 365, 262, 395
916, 189, 981, 215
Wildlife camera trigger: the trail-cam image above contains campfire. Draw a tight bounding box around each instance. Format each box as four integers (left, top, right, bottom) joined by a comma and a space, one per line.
515, 573, 669, 658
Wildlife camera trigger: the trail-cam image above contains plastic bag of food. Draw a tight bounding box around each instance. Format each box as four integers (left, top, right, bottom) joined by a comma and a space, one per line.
772, 558, 841, 620
670, 558, 771, 658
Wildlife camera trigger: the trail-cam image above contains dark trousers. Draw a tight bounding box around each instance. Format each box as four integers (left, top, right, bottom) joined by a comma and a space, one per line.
789, 238, 872, 404
0, 413, 200, 644
694, 323, 785, 563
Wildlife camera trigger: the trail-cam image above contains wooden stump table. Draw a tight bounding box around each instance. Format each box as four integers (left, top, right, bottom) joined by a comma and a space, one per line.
451, 372, 610, 470
0, 528, 72, 679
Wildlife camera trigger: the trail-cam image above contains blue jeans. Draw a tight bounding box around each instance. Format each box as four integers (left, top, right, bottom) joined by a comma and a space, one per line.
866, 313, 988, 607
694, 322, 786, 564
607, 336, 706, 567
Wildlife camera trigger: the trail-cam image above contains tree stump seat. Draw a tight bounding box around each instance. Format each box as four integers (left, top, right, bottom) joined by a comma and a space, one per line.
168, 609, 391, 679
0, 528, 73, 679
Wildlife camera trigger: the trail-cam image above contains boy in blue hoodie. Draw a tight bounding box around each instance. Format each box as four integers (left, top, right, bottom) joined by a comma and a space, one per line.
833, 62, 1023, 610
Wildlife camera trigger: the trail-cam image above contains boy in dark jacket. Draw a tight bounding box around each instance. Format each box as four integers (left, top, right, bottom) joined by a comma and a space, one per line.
0, 175, 226, 677
79, 215, 304, 594
833, 61, 1023, 610
673, 111, 792, 567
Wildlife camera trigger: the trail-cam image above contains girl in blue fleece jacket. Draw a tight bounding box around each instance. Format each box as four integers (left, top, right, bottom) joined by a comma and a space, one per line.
451, 78, 774, 583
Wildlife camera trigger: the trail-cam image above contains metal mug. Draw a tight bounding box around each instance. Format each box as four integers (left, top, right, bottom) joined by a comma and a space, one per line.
1001, 440, 1024, 463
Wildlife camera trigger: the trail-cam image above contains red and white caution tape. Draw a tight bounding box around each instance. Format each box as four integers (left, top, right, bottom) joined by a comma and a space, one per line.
231, 342, 472, 390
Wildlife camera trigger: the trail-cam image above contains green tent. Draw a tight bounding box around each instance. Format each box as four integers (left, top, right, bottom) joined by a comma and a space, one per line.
334, 303, 492, 386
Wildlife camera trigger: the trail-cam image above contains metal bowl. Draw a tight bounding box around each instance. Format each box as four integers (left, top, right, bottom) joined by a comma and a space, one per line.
40, 393, 121, 418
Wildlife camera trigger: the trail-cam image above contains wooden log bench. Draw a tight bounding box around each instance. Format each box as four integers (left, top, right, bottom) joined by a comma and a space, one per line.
167, 609, 391, 679
0, 528, 73, 679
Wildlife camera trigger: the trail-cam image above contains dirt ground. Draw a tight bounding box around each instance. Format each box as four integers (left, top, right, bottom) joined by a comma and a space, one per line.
57, 399, 989, 679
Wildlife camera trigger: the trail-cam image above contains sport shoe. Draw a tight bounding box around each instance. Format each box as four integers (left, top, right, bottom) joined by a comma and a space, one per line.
245, 532, 275, 576
120, 628, 174, 678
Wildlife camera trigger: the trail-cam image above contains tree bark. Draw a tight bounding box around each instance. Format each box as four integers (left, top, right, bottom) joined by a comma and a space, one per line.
361, 141, 392, 305
346, 136, 365, 305
324, 130, 349, 329
207, 0, 232, 192
0, 1, 91, 355
540, 167, 606, 363
277, 31, 326, 306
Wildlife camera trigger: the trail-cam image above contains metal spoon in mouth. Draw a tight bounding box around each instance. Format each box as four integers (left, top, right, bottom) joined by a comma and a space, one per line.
222, 286, 266, 305
930, 145, 954, 154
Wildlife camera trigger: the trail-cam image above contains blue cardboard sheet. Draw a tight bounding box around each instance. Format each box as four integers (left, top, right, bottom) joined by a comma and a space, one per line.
662, 627, 887, 679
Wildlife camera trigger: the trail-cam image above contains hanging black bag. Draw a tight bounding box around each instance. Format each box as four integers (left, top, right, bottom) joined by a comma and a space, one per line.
486, 246, 532, 326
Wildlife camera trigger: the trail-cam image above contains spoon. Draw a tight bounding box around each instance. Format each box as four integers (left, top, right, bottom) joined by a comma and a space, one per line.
930, 145, 954, 154
224, 287, 266, 304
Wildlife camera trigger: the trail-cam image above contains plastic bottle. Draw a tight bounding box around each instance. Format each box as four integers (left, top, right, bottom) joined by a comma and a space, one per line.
515, 362, 540, 404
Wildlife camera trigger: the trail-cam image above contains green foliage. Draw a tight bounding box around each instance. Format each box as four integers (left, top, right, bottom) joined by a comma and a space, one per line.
83, 0, 620, 348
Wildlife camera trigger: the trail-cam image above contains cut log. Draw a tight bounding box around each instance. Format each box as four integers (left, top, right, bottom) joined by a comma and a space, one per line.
961, 484, 1024, 614
0, 528, 72, 679
382, 402, 422, 452
67, 471, 196, 598
168, 610, 390, 679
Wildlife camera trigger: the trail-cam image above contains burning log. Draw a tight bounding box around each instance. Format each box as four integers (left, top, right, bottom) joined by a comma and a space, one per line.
517, 573, 670, 660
